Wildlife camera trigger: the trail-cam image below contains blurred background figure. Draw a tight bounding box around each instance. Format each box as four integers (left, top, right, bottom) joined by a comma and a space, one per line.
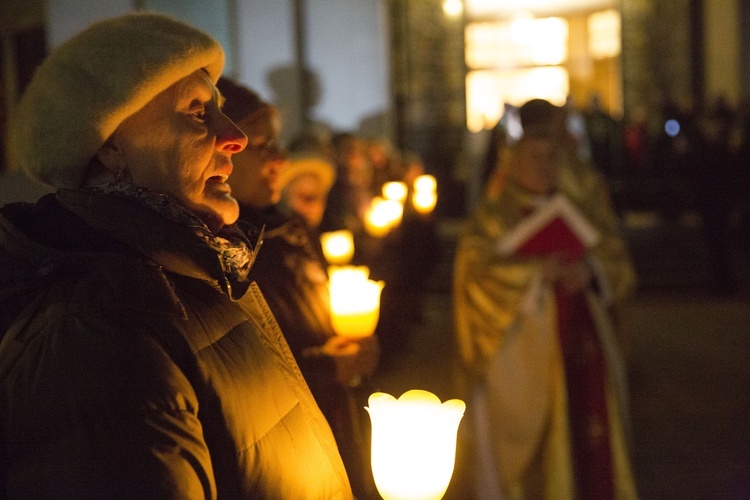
279, 151, 336, 229
320, 132, 373, 235
217, 77, 380, 499
365, 137, 399, 197
453, 99, 637, 500
689, 95, 740, 295
583, 92, 624, 185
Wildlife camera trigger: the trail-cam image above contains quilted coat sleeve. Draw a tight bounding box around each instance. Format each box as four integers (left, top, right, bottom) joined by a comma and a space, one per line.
1, 308, 216, 499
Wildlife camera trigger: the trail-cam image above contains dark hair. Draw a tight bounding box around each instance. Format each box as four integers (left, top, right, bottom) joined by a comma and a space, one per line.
518, 99, 564, 130
216, 77, 267, 123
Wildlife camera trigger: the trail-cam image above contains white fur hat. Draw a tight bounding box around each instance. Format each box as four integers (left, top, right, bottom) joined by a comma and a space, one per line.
279, 152, 337, 195
8, 12, 225, 188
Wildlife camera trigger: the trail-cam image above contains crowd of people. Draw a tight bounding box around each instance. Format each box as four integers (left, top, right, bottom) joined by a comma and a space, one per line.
0, 12, 438, 499
5, 9, 738, 500
583, 94, 750, 295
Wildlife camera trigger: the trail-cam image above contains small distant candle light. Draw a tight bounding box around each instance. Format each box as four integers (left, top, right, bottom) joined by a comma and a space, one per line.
320, 230, 355, 265
442, 0, 463, 19
365, 197, 404, 237
412, 175, 438, 214
382, 181, 408, 203
413, 174, 437, 193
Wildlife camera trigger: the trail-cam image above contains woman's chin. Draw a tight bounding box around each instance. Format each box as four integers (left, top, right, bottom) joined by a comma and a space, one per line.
192, 196, 240, 232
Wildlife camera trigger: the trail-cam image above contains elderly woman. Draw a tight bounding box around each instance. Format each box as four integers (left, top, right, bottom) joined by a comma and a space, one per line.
0, 13, 351, 499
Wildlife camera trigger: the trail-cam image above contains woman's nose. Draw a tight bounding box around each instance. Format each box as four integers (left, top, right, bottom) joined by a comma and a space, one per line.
216, 114, 248, 153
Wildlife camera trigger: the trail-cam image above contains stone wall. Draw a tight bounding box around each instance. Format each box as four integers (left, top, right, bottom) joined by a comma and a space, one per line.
389, 0, 467, 215
621, 0, 695, 117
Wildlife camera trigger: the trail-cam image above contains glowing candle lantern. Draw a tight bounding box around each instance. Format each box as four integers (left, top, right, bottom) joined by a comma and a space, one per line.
380, 198, 404, 228
320, 230, 355, 265
382, 181, 408, 203
412, 190, 438, 214
412, 175, 438, 214
413, 174, 437, 193
329, 266, 384, 338
366, 390, 466, 500
365, 197, 402, 237
328, 265, 370, 284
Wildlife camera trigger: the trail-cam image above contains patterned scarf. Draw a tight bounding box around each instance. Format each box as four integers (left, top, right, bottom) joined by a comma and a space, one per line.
85, 182, 255, 283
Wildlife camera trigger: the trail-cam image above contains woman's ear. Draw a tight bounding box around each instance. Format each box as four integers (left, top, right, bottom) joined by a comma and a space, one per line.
95, 134, 127, 176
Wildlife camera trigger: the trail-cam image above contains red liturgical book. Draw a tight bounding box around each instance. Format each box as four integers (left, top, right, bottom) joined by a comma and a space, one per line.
496, 193, 600, 262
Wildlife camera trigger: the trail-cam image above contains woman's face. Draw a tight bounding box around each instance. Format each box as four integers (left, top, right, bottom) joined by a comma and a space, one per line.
100, 70, 248, 231
229, 108, 286, 208
510, 136, 560, 195
283, 173, 328, 228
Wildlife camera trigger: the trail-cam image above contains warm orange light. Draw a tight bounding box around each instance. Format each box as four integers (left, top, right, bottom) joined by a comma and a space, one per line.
329, 266, 384, 338
465, 67, 570, 132
365, 197, 404, 237
382, 181, 409, 203
442, 0, 463, 18
588, 9, 621, 59
366, 390, 466, 500
412, 175, 438, 214
320, 230, 355, 265
464, 12, 570, 132
412, 191, 437, 214
413, 175, 437, 193
465, 17, 568, 69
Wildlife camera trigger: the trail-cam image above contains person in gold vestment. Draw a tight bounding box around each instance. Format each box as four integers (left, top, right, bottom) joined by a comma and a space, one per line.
453, 99, 638, 500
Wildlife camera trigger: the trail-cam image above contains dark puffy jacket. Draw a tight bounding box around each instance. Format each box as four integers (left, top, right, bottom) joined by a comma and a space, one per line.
239, 205, 377, 499
0, 190, 352, 499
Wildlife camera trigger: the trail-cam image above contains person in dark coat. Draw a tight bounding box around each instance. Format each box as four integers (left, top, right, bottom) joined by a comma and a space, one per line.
0, 13, 352, 499
217, 77, 380, 499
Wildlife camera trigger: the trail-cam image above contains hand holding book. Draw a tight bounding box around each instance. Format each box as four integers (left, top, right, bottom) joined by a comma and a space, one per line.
495, 193, 600, 264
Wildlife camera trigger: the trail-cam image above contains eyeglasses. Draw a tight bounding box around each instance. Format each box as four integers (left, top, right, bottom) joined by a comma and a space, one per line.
247, 139, 282, 159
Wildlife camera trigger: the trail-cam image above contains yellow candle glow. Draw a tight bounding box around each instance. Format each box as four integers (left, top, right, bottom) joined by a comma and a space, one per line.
366, 390, 466, 500
329, 266, 383, 338
412, 190, 437, 214
412, 175, 438, 214
320, 230, 355, 265
380, 198, 404, 228
365, 197, 403, 237
382, 181, 408, 203
328, 265, 370, 284
413, 174, 437, 193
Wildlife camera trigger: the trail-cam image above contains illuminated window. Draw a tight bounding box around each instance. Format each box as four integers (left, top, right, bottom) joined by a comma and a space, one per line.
466, 67, 569, 133
588, 9, 621, 59
465, 15, 569, 131
466, 17, 568, 69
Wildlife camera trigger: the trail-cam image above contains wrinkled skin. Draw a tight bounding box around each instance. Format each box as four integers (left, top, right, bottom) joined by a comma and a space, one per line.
97, 70, 248, 232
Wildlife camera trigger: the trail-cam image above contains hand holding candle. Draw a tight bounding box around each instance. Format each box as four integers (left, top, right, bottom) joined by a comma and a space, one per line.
318, 334, 380, 386
329, 266, 384, 338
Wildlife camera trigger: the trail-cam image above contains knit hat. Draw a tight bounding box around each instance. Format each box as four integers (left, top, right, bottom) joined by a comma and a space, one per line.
216, 77, 267, 124
8, 12, 225, 189
279, 152, 336, 194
